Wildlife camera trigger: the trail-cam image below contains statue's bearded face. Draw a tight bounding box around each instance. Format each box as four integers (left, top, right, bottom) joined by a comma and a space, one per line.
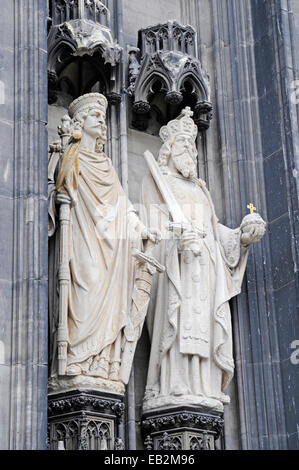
171, 134, 197, 178
83, 108, 107, 142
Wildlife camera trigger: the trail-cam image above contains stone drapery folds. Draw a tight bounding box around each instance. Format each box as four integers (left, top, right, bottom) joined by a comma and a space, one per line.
48, 93, 161, 394
140, 108, 266, 412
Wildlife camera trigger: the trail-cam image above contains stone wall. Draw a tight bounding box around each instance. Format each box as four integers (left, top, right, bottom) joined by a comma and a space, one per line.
0, 0, 48, 450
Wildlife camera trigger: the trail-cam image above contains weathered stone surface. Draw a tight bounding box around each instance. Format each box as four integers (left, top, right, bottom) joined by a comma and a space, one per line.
0, 0, 48, 450
141, 406, 224, 450
0, 0, 297, 451
140, 108, 265, 418
48, 93, 162, 396
48, 389, 125, 450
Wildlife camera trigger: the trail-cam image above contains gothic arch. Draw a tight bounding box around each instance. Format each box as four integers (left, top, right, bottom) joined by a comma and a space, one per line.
127, 21, 212, 133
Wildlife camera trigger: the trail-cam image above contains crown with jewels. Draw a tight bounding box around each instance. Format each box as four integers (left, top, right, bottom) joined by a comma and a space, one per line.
159, 107, 198, 143
68, 93, 108, 119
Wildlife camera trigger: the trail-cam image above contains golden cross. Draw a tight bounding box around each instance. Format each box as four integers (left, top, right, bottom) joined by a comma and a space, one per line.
247, 203, 257, 214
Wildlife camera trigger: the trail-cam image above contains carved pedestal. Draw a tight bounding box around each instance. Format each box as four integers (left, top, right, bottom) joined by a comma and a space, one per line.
48, 389, 125, 450
141, 407, 224, 450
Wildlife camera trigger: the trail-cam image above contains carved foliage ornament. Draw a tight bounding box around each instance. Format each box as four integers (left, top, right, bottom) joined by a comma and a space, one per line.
142, 411, 224, 438
48, 395, 125, 421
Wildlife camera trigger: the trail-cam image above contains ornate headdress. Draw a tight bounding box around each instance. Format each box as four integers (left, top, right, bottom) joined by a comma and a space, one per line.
159, 107, 198, 143
68, 92, 108, 119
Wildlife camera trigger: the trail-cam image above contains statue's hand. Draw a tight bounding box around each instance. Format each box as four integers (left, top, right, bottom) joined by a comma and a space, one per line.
179, 229, 202, 256
56, 192, 72, 205
142, 227, 162, 244
240, 213, 266, 246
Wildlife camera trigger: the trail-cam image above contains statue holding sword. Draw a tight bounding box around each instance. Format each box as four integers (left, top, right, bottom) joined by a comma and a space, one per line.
140, 107, 266, 411
48, 93, 162, 393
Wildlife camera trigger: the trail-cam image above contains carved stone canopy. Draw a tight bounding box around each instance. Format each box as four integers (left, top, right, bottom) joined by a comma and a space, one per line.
48, 20, 121, 66
48, 1, 121, 104
128, 21, 212, 132
49, 0, 110, 28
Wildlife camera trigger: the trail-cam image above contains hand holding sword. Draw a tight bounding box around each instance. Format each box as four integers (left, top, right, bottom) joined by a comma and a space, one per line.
143, 150, 207, 256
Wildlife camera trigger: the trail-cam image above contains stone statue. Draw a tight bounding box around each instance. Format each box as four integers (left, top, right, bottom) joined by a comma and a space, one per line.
48, 93, 161, 394
140, 107, 266, 411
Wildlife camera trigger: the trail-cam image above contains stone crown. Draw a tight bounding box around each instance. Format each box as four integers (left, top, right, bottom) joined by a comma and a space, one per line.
68, 92, 108, 119
159, 106, 198, 143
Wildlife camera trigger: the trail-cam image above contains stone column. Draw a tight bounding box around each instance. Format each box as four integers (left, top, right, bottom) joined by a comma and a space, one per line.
0, 0, 48, 449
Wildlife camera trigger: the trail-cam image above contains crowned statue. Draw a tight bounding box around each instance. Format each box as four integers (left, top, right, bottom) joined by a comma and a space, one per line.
48, 93, 161, 393
141, 107, 266, 411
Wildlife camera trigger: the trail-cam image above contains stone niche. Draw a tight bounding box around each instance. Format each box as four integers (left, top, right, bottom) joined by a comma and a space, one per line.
127, 21, 212, 134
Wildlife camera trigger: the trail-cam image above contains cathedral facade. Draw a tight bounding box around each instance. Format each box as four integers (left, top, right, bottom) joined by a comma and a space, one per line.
0, 0, 298, 450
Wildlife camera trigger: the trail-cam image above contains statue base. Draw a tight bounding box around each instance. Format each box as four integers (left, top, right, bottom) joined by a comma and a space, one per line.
143, 394, 226, 412
48, 374, 125, 394
48, 389, 125, 450
141, 406, 224, 450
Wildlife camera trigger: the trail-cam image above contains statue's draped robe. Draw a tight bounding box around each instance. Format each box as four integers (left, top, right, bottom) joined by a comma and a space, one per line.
141, 172, 249, 411
49, 147, 143, 378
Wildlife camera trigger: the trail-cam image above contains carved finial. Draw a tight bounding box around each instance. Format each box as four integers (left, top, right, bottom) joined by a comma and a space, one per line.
181, 106, 194, 118
114, 437, 125, 450
247, 203, 257, 214
58, 114, 72, 137
144, 435, 153, 450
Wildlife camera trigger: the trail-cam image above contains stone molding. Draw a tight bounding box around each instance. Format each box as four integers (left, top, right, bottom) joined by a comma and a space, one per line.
48, 389, 125, 421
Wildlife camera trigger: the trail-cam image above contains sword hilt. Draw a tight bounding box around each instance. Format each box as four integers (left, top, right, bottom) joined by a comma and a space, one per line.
132, 248, 165, 273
